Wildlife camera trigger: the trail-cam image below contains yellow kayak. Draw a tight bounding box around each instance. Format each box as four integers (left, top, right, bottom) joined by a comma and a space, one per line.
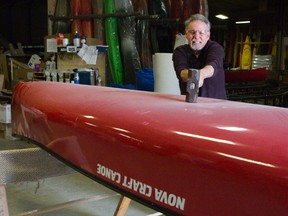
241, 35, 252, 70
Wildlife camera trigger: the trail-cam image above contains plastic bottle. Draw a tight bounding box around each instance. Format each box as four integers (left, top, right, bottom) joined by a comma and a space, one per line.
50, 55, 56, 70
73, 31, 80, 47
74, 71, 80, 84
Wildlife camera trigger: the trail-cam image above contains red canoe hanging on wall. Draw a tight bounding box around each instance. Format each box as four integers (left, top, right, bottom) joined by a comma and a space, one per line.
70, 0, 83, 36
11, 81, 288, 216
81, 0, 93, 38
182, 0, 208, 21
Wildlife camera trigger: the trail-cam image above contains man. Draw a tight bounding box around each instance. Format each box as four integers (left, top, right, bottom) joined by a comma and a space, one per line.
172, 14, 227, 99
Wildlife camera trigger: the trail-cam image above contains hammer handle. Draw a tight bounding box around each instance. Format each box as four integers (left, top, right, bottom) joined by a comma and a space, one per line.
186, 69, 200, 103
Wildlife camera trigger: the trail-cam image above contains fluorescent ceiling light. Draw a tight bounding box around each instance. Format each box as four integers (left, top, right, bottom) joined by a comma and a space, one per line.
216, 14, 229, 20
235, 20, 251, 24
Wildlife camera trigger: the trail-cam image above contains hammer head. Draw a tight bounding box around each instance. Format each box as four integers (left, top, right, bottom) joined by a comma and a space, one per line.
186, 69, 200, 103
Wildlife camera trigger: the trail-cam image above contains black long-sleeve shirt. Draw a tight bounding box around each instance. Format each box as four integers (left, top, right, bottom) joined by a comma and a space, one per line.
172, 40, 227, 99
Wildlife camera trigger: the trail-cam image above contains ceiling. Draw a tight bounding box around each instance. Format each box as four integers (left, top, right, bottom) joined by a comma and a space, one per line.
0, 0, 281, 22
207, 0, 282, 26
0, 0, 285, 48
0, 0, 286, 33
208, 0, 260, 19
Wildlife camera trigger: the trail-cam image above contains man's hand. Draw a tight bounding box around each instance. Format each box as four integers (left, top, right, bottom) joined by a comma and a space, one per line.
199, 73, 204, 87
181, 65, 214, 87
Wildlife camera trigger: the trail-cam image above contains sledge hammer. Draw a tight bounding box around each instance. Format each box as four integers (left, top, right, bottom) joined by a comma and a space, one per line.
186, 69, 200, 103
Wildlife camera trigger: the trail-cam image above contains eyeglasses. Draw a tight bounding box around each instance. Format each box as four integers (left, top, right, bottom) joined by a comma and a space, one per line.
187, 30, 208, 36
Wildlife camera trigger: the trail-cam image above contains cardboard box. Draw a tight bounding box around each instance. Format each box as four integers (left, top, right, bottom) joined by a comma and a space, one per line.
0, 54, 9, 88
9, 57, 35, 89
13, 68, 34, 82
0, 104, 11, 124
0, 123, 15, 140
0, 74, 4, 90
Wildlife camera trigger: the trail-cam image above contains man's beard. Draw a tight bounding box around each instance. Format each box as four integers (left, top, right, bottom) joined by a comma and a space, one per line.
190, 39, 203, 51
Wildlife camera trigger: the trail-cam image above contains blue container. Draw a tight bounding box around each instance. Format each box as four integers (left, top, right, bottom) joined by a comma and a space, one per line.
136, 68, 154, 92
74, 68, 98, 85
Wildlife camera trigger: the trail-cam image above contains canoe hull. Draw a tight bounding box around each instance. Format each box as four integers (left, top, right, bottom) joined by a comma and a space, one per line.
11, 81, 288, 215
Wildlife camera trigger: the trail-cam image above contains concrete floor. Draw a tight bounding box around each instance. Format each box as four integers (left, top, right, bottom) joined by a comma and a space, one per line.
0, 124, 162, 216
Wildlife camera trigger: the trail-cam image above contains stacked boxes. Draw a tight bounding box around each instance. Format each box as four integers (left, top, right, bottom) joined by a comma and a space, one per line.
0, 103, 11, 124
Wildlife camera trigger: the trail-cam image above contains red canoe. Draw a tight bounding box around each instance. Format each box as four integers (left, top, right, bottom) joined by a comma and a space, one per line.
225, 67, 268, 83
11, 81, 288, 216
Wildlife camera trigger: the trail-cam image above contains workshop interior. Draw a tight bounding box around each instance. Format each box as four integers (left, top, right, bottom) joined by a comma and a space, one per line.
0, 0, 288, 215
